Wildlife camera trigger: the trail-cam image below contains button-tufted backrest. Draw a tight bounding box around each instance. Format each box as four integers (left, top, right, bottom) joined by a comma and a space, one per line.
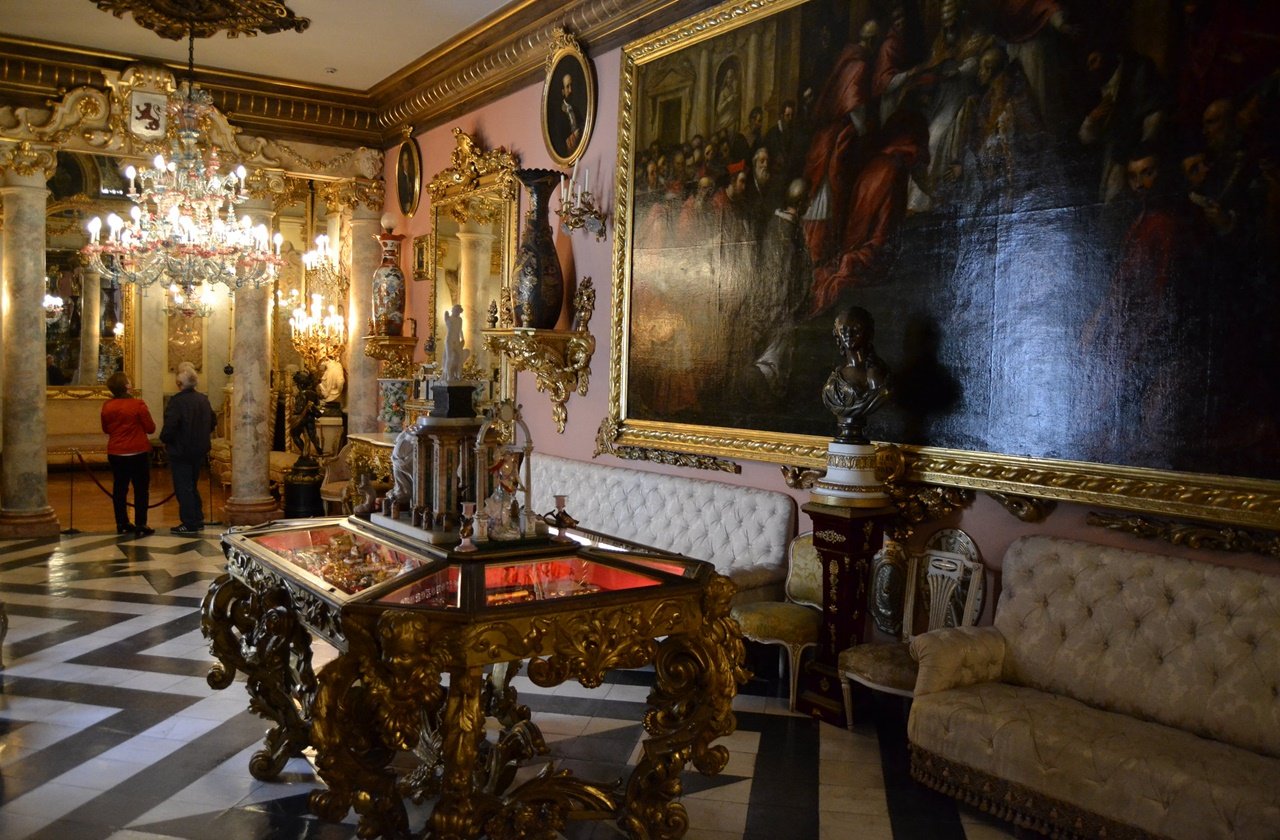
530, 453, 795, 589
996, 535, 1280, 758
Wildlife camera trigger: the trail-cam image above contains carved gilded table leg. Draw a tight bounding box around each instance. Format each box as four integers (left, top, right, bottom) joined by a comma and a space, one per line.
429, 667, 489, 839
309, 618, 410, 840
200, 573, 317, 781
621, 575, 747, 840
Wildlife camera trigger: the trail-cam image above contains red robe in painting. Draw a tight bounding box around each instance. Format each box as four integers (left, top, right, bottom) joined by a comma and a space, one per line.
810, 111, 929, 313
801, 43, 875, 265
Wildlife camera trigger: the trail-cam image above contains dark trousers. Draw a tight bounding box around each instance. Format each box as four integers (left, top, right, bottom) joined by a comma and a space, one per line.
108, 453, 151, 529
170, 460, 205, 528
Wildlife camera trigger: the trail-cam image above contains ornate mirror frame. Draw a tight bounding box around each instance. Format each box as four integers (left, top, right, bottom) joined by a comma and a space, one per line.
423, 128, 519, 402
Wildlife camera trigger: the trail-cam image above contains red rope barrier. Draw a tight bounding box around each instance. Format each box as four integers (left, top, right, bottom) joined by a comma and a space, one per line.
73, 449, 177, 508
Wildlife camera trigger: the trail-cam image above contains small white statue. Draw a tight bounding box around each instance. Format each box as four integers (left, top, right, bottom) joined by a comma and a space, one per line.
317, 358, 345, 406
442, 304, 469, 383
387, 419, 420, 511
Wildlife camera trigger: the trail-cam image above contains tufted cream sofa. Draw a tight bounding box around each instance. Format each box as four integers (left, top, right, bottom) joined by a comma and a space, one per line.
907, 535, 1280, 839
529, 453, 796, 604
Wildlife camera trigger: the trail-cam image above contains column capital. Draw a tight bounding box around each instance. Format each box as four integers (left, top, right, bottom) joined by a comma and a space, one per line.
0, 141, 58, 183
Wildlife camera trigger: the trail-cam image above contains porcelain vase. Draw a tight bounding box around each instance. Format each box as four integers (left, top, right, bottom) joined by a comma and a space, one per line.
377, 377, 410, 432
372, 230, 406, 336
512, 168, 564, 329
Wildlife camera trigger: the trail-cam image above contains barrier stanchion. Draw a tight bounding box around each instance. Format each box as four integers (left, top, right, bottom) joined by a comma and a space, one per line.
204, 459, 223, 527
61, 449, 82, 535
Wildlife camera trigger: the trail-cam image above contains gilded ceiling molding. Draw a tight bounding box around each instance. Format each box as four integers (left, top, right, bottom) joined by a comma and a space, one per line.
985, 492, 1057, 523
3, 0, 715, 147
0, 37, 378, 147
89, 1, 310, 40
1085, 511, 1280, 558
376, 0, 718, 137
0, 65, 381, 185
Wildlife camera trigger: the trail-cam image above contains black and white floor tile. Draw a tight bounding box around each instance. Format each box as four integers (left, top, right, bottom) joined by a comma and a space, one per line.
0, 530, 1018, 839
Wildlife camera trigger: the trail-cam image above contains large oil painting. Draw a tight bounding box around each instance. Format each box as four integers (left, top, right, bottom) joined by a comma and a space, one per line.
608, 0, 1280, 524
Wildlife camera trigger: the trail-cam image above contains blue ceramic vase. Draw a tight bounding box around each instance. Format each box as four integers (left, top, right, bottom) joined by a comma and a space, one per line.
512, 168, 564, 329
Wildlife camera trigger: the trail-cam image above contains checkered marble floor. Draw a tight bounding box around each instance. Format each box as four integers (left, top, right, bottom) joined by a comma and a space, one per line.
0, 529, 1017, 839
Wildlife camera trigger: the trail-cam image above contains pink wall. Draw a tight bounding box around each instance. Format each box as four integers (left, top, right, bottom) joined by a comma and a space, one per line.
380, 45, 1275, 606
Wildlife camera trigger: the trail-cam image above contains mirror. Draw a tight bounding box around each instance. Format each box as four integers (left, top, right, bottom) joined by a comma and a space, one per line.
45, 153, 139, 391
423, 128, 520, 402
269, 178, 351, 452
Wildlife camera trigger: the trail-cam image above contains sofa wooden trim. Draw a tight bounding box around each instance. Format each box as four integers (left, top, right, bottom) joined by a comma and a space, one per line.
910, 746, 1158, 840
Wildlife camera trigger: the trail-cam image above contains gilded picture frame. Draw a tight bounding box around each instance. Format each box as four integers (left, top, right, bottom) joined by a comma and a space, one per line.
412, 233, 431, 282
602, 0, 1280, 528
542, 28, 596, 167
395, 136, 422, 218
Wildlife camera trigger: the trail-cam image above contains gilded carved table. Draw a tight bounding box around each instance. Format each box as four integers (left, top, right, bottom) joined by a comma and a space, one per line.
200, 516, 746, 840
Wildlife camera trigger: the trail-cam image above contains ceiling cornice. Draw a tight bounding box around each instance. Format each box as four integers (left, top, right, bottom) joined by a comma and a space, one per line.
0, 0, 720, 150
370, 0, 720, 138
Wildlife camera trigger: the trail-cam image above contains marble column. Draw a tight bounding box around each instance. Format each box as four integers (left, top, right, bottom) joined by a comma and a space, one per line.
76, 266, 101, 385
224, 197, 281, 526
0, 156, 59, 536
455, 223, 494, 362
346, 205, 382, 435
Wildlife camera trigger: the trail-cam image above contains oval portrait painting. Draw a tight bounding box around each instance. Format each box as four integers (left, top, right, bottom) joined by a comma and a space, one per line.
542, 31, 595, 167
395, 137, 422, 218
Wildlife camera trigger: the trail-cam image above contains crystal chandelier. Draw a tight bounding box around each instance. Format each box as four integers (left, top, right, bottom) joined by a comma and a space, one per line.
43, 280, 65, 326
164, 280, 218, 318
289, 293, 346, 374
81, 30, 284, 292
302, 234, 349, 301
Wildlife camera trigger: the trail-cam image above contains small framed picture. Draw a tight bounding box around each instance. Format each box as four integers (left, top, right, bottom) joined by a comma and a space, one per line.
395, 136, 422, 218
541, 28, 595, 167
412, 233, 431, 281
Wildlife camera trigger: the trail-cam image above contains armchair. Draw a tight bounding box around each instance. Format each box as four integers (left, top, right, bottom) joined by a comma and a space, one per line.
837, 528, 984, 730
729, 532, 822, 711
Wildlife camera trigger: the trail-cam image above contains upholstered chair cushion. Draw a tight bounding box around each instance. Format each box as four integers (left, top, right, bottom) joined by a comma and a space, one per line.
731, 601, 821, 646
995, 536, 1280, 759
908, 681, 1280, 840
784, 533, 822, 608
911, 626, 1006, 697
837, 642, 915, 696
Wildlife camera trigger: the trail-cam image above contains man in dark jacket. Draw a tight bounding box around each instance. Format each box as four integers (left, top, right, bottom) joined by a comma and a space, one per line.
160, 367, 217, 533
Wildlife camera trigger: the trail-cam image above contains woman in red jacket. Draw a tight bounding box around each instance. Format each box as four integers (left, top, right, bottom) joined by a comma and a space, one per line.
101, 371, 156, 535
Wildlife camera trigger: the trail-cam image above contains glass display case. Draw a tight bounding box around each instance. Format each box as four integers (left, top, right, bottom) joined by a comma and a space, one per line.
203, 515, 746, 839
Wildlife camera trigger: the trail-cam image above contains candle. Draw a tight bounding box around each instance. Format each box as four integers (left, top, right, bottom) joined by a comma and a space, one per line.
570, 159, 579, 192
583, 167, 589, 196
560, 174, 566, 203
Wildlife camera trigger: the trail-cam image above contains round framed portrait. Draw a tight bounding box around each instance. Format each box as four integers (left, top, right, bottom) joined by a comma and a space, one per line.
541, 32, 595, 167
395, 137, 422, 218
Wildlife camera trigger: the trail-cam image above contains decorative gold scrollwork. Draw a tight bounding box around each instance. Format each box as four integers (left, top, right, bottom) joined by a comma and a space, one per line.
363, 335, 418, 379
483, 279, 596, 433
622, 574, 746, 839
199, 572, 317, 782
89, 0, 310, 39
986, 491, 1057, 522
1086, 511, 1280, 557
428, 127, 520, 204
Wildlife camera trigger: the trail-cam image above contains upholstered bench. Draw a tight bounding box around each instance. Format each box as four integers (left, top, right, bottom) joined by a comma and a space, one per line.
529, 453, 796, 604
908, 535, 1280, 840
